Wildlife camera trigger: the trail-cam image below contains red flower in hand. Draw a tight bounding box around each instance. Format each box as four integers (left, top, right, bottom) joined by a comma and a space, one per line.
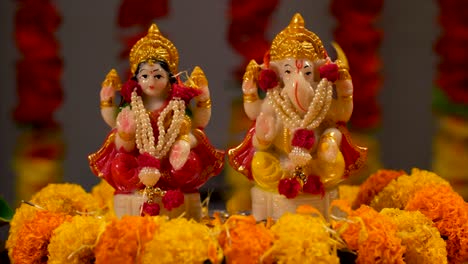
291, 129, 316, 149
170, 83, 202, 104
162, 189, 184, 211
303, 175, 325, 197
278, 178, 301, 199
319, 63, 339, 82
141, 202, 160, 216
258, 68, 278, 91
121, 79, 141, 102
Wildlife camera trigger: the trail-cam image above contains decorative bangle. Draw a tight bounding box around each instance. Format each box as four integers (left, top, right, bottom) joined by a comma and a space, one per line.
340, 95, 353, 101
118, 131, 135, 141
100, 98, 114, 108
177, 134, 190, 143
196, 98, 211, 108
243, 93, 259, 103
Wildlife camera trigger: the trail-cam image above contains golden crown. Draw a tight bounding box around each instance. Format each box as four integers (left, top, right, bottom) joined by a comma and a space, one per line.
270, 13, 327, 62
129, 24, 179, 75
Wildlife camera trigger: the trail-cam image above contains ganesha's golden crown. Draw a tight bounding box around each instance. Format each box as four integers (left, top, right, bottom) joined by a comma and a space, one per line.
270, 13, 327, 61
129, 24, 179, 75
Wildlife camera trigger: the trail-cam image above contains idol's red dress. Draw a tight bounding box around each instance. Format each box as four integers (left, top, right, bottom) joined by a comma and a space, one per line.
228, 122, 366, 181
89, 99, 225, 194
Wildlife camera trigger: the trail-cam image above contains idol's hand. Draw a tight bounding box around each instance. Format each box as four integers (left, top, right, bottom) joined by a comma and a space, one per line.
116, 107, 136, 139
317, 129, 342, 163
100, 85, 115, 104
169, 139, 190, 170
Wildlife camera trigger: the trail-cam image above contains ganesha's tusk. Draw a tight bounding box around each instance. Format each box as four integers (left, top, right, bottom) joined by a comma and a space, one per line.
331, 42, 349, 69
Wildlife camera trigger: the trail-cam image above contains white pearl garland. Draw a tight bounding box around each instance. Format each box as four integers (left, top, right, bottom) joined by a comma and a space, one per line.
131, 90, 185, 159
267, 78, 333, 168
267, 78, 333, 131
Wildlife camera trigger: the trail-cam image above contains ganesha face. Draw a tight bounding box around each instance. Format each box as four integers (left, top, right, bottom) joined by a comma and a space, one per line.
272, 58, 317, 115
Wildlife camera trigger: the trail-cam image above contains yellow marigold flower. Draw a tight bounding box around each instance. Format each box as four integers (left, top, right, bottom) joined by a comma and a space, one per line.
218, 215, 274, 264
94, 215, 163, 264
91, 180, 115, 218
353, 169, 406, 208
339, 184, 360, 205
142, 217, 222, 264
380, 208, 447, 264
48, 215, 107, 264
7, 183, 100, 259
331, 201, 406, 264
370, 168, 449, 211
406, 185, 468, 264
11, 211, 72, 264
265, 212, 339, 264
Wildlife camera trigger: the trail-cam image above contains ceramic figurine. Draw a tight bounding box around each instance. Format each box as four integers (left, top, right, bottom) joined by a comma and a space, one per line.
89, 24, 225, 219
228, 13, 367, 220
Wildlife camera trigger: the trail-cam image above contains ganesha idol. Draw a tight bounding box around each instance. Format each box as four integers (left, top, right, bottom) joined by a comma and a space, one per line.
228, 13, 367, 221
88, 24, 224, 219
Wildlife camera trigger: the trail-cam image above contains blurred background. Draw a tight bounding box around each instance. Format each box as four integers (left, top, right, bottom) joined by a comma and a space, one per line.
0, 0, 466, 240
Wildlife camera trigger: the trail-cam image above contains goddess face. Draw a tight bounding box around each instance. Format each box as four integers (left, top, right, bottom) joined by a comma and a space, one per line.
137, 62, 170, 98
275, 58, 316, 114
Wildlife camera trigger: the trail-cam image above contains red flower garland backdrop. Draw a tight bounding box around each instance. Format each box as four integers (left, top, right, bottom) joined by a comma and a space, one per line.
227, 0, 279, 80
432, 0, 468, 199
331, 0, 384, 130
434, 0, 468, 108
13, 0, 65, 203
330, 0, 384, 182
117, 0, 169, 76
14, 0, 63, 125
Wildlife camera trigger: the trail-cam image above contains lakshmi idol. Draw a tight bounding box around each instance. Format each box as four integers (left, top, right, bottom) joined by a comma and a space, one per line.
89, 24, 224, 219
228, 14, 367, 220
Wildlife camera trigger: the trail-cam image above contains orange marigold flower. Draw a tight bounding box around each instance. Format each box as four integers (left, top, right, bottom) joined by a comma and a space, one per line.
406, 185, 468, 264
11, 211, 72, 264
352, 169, 406, 208
332, 201, 406, 264
218, 215, 274, 264
7, 183, 100, 259
94, 215, 162, 264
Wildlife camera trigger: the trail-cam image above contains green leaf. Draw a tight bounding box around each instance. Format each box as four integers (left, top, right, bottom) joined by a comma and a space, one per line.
433, 87, 468, 118
0, 197, 14, 225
